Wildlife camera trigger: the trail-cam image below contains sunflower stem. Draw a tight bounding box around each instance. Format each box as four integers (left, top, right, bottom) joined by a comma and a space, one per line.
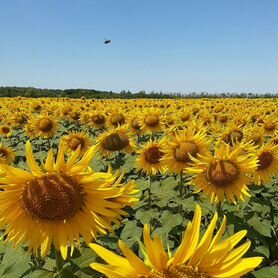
179, 171, 183, 197
54, 249, 64, 274
148, 175, 152, 209
216, 202, 223, 220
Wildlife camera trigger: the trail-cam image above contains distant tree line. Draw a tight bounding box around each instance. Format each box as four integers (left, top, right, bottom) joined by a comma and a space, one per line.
0, 87, 276, 99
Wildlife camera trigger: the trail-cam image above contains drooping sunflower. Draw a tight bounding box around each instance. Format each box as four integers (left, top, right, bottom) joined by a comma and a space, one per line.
90, 205, 263, 278
162, 129, 211, 174
0, 142, 138, 259
27, 114, 59, 139
0, 143, 15, 164
252, 142, 278, 185
187, 142, 258, 203
62, 131, 93, 155
136, 139, 167, 175
96, 127, 136, 157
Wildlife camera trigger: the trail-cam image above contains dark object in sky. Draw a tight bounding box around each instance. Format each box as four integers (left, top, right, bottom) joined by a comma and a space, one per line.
104, 39, 111, 44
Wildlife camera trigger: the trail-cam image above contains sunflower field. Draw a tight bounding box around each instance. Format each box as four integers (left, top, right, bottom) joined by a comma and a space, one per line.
0, 97, 277, 278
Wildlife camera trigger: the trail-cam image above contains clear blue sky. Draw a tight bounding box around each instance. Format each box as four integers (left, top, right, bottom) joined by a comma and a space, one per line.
0, 0, 277, 93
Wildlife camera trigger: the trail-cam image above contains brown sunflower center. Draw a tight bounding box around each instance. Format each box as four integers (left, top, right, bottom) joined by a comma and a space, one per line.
0, 148, 8, 158
225, 130, 243, 145
207, 161, 239, 187
145, 147, 163, 164
258, 151, 273, 170
70, 111, 80, 120
132, 119, 141, 130
92, 114, 105, 125
17, 115, 28, 124
264, 122, 275, 131
145, 265, 208, 278
144, 115, 159, 127
1, 127, 10, 134
102, 132, 129, 151
21, 174, 84, 220
110, 114, 125, 126
69, 137, 85, 150
174, 141, 198, 163
38, 119, 54, 132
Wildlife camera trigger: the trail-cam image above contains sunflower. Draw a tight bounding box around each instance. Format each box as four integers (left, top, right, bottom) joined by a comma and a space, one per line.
90, 112, 106, 129
220, 124, 245, 146
90, 204, 263, 278
136, 139, 167, 175
28, 114, 59, 139
0, 143, 15, 164
139, 108, 164, 133
162, 129, 210, 174
96, 127, 135, 157
108, 112, 126, 128
62, 131, 93, 155
252, 142, 278, 185
187, 142, 258, 203
0, 124, 12, 137
260, 117, 278, 136
0, 141, 138, 259
129, 116, 142, 135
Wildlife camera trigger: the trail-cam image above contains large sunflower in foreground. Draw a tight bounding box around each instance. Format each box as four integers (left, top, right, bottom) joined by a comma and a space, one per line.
90, 205, 262, 278
187, 143, 258, 203
0, 142, 138, 259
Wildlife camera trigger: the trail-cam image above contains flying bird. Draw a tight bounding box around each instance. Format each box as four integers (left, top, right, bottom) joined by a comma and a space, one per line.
104, 39, 111, 44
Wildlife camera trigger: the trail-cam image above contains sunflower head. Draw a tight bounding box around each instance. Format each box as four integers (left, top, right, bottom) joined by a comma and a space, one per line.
27, 114, 59, 139
96, 127, 135, 157
187, 142, 258, 203
62, 131, 92, 155
136, 139, 167, 175
0, 144, 15, 164
253, 143, 278, 185
90, 205, 263, 278
0, 141, 138, 259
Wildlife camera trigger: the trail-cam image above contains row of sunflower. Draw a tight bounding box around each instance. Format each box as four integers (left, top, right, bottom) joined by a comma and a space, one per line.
0, 97, 277, 277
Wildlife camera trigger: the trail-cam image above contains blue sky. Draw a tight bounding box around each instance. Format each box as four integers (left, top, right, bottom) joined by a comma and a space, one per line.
0, 0, 277, 93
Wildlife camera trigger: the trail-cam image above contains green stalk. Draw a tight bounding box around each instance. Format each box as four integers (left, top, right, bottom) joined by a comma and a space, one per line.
179, 171, 183, 197
54, 248, 64, 274
148, 175, 152, 209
